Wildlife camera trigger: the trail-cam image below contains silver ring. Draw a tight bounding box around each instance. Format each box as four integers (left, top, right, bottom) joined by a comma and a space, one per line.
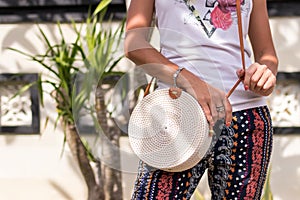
216, 106, 225, 112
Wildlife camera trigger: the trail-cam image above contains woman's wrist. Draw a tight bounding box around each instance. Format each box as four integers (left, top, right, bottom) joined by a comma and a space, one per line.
175, 68, 205, 94
173, 67, 184, 88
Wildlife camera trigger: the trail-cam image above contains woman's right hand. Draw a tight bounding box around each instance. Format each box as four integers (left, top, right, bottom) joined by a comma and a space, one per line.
178, 69, 232, 129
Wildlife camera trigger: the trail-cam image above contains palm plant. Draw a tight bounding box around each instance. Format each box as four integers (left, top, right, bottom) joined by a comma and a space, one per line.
9, 22, 102, 199
8, 0, 125, 199
75, 1, 125, 199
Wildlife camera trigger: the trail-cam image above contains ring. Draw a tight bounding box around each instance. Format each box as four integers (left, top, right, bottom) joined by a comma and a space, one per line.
216, 105, 225, 112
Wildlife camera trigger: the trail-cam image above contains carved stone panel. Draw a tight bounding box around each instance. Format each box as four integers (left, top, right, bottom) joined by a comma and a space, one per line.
0, 74, 39, 134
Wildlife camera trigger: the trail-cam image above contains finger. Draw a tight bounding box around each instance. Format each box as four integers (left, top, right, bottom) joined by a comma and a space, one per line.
223, 98, 232, 127
216, 103, 226, 120
249, 70, 264, 91
209, 124, 215, 136
250, 64, 272, 92
262, 72, 276, 91
253, 74, 272, 94
211, 103, 220, 124
256, 70, 270, 89
217, 109, 226, 120
252, 75, 266, 93
244, 63, 258, 90
253, 69, 275, 94
263, 85, 275, 96
257, 83, 275, 96
201, 103, 214, 128
236, 69, 245, 79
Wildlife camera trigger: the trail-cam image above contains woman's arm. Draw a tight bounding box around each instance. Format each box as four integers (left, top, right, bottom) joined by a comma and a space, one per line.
242, 0, 278, 96
125, 0, 232, 128
125, 0, 178, 81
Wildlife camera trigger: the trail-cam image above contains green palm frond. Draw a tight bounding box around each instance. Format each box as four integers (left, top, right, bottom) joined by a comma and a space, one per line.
7, 0, 125, 161
93, 0, 112, 17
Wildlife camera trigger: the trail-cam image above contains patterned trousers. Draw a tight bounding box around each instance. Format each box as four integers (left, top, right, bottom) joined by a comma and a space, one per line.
131, 106, 273, 200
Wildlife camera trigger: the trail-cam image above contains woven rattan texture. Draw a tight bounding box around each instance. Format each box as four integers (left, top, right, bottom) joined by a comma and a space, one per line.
128, 89, 211, 172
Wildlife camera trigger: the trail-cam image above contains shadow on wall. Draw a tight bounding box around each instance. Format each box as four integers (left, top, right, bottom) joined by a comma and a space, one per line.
1, 23, 69, 73
49, 181, 74, 200
2, 25, 37, 53
2, 24, 64, 54
48, 152, 86, 200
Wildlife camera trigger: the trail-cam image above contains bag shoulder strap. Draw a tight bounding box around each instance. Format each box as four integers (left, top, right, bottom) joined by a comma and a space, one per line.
226, 0, 245, 97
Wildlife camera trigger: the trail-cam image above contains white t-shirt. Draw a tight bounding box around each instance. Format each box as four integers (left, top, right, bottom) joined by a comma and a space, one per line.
155, 0, 266, 112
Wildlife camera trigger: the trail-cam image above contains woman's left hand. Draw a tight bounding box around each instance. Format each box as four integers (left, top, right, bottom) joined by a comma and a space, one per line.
237, 62, 276, 96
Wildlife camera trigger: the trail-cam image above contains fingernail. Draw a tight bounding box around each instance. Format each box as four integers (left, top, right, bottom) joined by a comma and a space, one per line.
209, 129, 215, 137
244, 85, 249, 91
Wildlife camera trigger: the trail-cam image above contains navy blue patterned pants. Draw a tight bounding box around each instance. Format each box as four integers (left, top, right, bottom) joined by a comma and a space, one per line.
131, 106, 273, 200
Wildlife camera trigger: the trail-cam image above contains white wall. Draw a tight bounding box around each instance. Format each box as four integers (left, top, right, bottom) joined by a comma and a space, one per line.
268, 17, 300, 200
0, 23, 88, 200
270, 17, 300, 72
0, 16, 299, 200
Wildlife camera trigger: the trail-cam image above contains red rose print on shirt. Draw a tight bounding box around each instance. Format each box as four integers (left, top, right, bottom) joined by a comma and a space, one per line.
217, 0, 244, 12
211, 6, 233, 30
211, 0, 244, 30
182, 0, 247, 37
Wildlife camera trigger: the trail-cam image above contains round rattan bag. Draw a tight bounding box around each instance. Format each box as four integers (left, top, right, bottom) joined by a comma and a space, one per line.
128, 88, 211, 172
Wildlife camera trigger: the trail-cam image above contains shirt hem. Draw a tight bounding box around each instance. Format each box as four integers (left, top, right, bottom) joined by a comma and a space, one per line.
231, 98, 267, 112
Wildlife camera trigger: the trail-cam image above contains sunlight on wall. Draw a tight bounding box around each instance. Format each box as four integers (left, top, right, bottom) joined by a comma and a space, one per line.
270, 17, 300, 72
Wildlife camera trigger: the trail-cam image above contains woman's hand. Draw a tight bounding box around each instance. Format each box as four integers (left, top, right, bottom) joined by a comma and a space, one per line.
237, 62, 277, 96
179, 69, 232, 130
246, 0, 278, 96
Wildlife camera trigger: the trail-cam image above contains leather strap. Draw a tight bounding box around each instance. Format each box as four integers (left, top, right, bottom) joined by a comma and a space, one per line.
226, 0, 245, 97
144, 0, 245, 98
143, 76, 155, 97
236, 0, 246, 71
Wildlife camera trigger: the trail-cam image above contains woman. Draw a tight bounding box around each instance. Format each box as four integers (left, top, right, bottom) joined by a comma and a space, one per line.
125, 0, 278, 199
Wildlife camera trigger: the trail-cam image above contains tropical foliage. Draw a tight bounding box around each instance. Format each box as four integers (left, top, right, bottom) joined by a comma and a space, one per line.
8, 0, 125, 199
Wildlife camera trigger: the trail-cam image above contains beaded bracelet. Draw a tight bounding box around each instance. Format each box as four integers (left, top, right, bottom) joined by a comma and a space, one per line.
173, 67, 184, 88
